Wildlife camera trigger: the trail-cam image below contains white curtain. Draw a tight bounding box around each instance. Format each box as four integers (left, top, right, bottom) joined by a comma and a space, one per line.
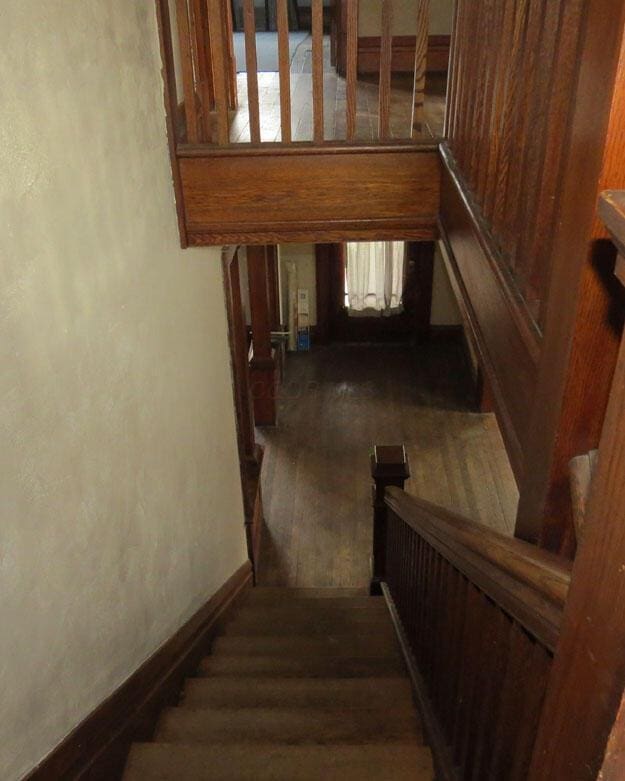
345, 241, 406, 315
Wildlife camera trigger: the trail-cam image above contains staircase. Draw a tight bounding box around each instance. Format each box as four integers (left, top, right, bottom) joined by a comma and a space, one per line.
123, 588, 434, 780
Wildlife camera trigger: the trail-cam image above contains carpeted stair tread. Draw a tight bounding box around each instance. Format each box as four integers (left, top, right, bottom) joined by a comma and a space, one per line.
182, 677, 414, 708
223, 611, 395, 637
247, 587, 370, 600
242, 595, 387, 611
155, 705, 423, 745
123, 742, 434, 780
198, 653, 407, 678
211, 633, 402, 657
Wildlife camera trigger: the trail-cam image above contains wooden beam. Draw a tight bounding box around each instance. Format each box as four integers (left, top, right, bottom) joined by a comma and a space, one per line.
206, 0, 231, 145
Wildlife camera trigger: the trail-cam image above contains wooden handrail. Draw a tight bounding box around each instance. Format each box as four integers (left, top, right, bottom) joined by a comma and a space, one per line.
385, 489, 571, 607
384, 487, 571, 651
371, 444, 572, 780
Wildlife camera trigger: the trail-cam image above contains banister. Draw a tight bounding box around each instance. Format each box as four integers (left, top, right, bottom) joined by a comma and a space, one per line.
384, 488, 571, 608
371, 445, 572, 779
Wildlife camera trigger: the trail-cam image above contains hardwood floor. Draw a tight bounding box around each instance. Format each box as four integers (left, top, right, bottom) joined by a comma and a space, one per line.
257, 340, 519, 588
227, 35, 446, 144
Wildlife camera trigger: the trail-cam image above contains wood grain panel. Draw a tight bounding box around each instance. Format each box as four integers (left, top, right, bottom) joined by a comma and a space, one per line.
179, 145, 440, 244
439, 150, 539, 480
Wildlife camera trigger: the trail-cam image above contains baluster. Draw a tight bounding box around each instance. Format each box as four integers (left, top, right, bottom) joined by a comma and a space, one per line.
312, 0, 325, 143
370, 445, 410, 595
176, 0, 200, 142
471, 610, 513, 781
345, 0, 358, 141
508, 642, 551, 781
378, 0, 393, 140
191, 0, 214, 141
487, 622, 537, 780
243, 0, 261, 143
276, 0, 292, 143
207, 0, 231, 144
411, 0, 429, 137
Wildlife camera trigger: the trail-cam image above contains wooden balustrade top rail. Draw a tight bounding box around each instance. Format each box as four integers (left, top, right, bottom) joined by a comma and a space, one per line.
384, 487, 572, 649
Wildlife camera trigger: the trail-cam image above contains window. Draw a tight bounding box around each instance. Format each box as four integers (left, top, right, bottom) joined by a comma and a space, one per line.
345, 241, 406, 315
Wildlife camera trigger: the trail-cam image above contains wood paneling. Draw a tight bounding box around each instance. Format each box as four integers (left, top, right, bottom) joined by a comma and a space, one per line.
438, 153, 539, 481
25, 563, 252, 781
179, 145, 441, 245
529, 242, 625, 779
442, 0, 625, 549
515, 7, 625, 549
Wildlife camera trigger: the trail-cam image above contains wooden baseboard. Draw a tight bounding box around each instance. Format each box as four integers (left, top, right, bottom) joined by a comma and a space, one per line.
25, 561, 253, 781
357, 35, 451, 75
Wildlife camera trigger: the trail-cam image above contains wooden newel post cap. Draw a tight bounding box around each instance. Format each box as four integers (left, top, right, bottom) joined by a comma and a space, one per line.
370, 445, 410, 482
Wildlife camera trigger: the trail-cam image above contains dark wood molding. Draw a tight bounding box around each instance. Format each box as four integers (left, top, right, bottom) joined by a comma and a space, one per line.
381, 583, 458, 781
356, 35, 451, 75
25, 562, 252, 781
438, 146, 540, 481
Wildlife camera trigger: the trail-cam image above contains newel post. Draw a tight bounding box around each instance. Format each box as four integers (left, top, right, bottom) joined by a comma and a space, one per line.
370, 445, 410, 595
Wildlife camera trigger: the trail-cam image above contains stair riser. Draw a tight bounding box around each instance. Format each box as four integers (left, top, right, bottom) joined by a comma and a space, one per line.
124, 743, 434, 781
211, 636, 401, 657
198, 657, 407, 678
156, 708, 422, 745
183, 679, 414, 709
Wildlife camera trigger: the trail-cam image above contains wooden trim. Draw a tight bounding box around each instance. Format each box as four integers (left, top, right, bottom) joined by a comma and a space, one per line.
357, 35, 451, 74
382, 583, 458, 781
154, 0, 188, 247
25, 562, 252, 781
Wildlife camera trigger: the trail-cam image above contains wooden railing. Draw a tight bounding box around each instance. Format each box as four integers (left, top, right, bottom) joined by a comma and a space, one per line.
370, 446, 572, 780
168, 0, 433, 146
444, 0, 588, 325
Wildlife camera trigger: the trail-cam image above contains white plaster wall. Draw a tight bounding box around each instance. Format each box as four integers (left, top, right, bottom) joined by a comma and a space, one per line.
279, 244, 319, 326
0, 3, 248, 779
358, 0, 455, 37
